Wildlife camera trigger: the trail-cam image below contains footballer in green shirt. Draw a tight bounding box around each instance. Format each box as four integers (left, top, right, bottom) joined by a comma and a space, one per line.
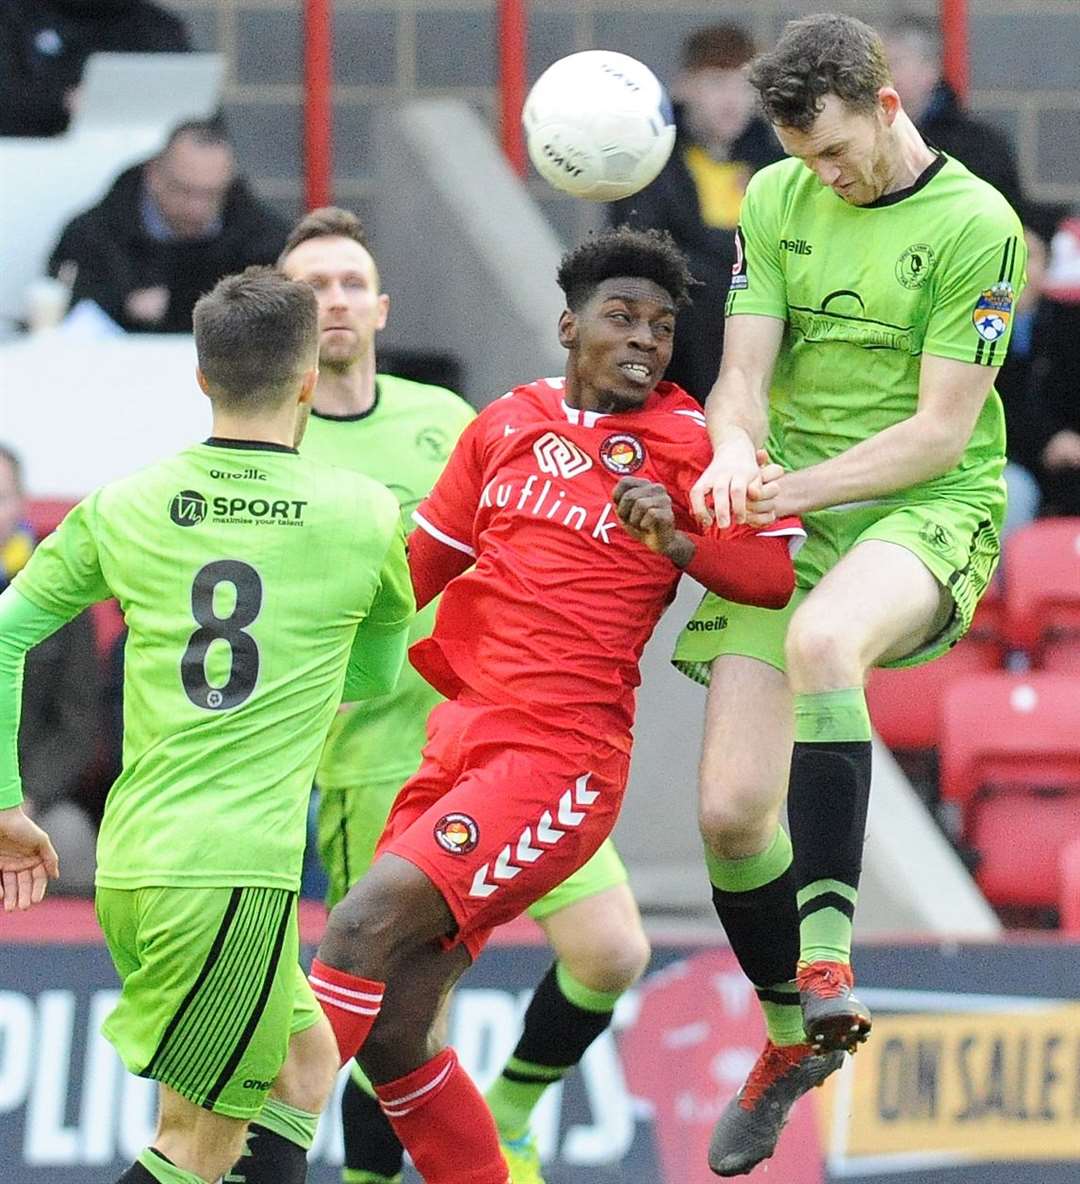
0, 270, 414, 1184
670, 14, 1027, 1177
279, 209, 650, 1184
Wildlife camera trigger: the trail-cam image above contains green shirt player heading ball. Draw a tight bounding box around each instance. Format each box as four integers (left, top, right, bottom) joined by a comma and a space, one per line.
671, 13, 1026, 1178
0, 268, 415, 1184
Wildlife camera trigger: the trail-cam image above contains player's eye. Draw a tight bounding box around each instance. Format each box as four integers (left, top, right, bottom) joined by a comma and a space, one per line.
653, 322, 674, 337
609, 311, 631, 323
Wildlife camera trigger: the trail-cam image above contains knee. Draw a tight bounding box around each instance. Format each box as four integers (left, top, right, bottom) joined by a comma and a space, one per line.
273, 1016, 339, 1113
785, 609, 862, 688
561, 923, 651, 996
699, 778, 781, 858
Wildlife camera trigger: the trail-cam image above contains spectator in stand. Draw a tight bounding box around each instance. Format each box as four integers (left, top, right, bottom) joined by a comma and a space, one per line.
884, 13, 1025, 219
0, 0, 190, 138
1034, 220, 1080, 516
48, 118, 288, 333
0, 445, 99, 894
609, 23, 782, 403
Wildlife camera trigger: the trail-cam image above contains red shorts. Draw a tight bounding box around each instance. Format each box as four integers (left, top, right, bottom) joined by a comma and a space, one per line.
376, 694, 630, 959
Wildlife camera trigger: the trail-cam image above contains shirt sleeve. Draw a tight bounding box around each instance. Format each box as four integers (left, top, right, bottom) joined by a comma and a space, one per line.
363, 518, 416, 634
12, 495, 111, 618
341, 625, 409, 702
923, 219, 1027, 366
0, 588, 77, 809
412, 413, 487, 556
726, 169, 788, 320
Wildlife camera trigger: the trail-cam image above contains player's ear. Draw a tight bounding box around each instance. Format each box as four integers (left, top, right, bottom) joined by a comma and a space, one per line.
558, 309, 577, 349
298, 366, 318, 404
878, 86, 901, 126
376, 291, 390, 332
195, 367, 211, 398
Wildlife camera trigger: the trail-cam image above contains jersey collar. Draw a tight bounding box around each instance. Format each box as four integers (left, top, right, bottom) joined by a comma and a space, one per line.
861, 149, 947, 209
203, 437, 298, 454
311, 378, 382, 423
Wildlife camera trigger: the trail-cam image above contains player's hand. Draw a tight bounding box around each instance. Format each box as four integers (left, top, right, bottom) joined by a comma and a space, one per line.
745, 449, 786, 527
689, 431, 759, 529
0, 805, 59, 912
1042, 429, 1080, 471
125, 286, 169, 325
612, 477, 683, 559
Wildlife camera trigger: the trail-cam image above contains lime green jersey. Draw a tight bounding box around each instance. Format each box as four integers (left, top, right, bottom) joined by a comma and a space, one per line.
13, 440, 414, 890
301, 375, 475, 788
728, 152, 1026, 506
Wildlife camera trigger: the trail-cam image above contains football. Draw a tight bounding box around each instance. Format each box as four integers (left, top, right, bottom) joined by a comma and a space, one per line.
522, 50, 676, 202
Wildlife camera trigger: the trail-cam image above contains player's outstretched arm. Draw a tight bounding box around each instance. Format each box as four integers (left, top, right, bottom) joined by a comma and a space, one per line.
691, 314, 784, 529
0, 806, 59, 912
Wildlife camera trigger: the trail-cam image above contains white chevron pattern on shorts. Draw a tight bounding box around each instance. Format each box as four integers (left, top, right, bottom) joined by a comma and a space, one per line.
467, 774, 599, 899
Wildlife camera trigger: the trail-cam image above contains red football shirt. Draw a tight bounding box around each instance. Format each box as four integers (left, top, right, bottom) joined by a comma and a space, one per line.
410, 378, 802, 749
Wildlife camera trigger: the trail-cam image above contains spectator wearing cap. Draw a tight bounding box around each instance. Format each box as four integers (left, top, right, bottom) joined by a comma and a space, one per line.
609, 23, 782, 403
48, 119, 288, 333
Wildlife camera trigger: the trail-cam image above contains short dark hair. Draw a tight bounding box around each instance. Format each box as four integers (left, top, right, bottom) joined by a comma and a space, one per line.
193, 267, 318, 410
748, 13, 891, 131
681, 23, 756, 72
557, 226, 695, 311
279, 206, 371, 265
162, 117, 231, 156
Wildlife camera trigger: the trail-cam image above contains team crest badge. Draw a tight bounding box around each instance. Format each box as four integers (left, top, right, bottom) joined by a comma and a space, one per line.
434, 813, 479, 855
972, 282, 1014, 342
895, 243, 936, 289
599, 433, 646, 474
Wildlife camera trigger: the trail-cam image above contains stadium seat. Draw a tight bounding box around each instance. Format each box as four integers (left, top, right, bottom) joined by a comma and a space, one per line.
1060, 837, 1080, 933
967, 790, 1080, 908
866, 633, 1002, 752
939, 672, 1080, 812
1002, 518, 1080, 659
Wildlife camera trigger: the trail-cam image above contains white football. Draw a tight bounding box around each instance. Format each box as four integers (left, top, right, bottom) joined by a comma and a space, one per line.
522, 50, 676, 202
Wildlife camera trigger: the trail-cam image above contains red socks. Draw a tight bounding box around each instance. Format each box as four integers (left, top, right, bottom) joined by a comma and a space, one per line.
376, 1048, 510, 1183
308, 958, 385, 1064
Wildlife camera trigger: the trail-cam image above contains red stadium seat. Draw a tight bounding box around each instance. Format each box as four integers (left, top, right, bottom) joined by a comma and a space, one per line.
867, 634, 1002, 752
1002, 518, 1080, 657
24, 497, 76, 539
938, 672, 1080, 812
967, 790, 1080, 908
1060, 837, 1080, 934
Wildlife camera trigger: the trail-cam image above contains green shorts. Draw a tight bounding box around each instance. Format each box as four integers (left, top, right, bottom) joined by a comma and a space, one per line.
317, 779, 629, 917
96, 885, 320, 1119
674, 498, 1001, 684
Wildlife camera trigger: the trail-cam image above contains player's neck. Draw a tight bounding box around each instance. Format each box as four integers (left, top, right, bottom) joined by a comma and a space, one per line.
210, 409, 299, 449
313, 355, 377, 417
883, 113, 937, 194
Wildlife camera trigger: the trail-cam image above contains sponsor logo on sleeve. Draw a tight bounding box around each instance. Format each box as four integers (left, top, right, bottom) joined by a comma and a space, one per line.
972, 282, 1014, 342
730, 226, 748, 291
599, 433, 646, 475
434, 813, 480, 855
895, 243, 936, 289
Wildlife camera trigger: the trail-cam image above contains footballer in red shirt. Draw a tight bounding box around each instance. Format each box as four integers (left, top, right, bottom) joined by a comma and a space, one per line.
309, 227, 801, 1184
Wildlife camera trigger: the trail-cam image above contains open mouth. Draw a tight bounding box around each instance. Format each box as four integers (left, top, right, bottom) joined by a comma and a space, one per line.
618, 361, 652, 383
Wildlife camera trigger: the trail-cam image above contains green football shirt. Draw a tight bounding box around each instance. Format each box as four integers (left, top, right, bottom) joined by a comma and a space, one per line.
11, 440, 414, 890
301, 374, 475, 788
728, 152, 1026, 505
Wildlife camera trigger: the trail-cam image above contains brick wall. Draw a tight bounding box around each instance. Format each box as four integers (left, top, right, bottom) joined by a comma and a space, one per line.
168, 0, 1079, 242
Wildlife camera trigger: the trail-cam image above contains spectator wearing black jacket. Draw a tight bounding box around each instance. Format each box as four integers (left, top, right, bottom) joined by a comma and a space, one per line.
609, 24, 782, 403
48, 119, 289, 333
0, 0, 190, 138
